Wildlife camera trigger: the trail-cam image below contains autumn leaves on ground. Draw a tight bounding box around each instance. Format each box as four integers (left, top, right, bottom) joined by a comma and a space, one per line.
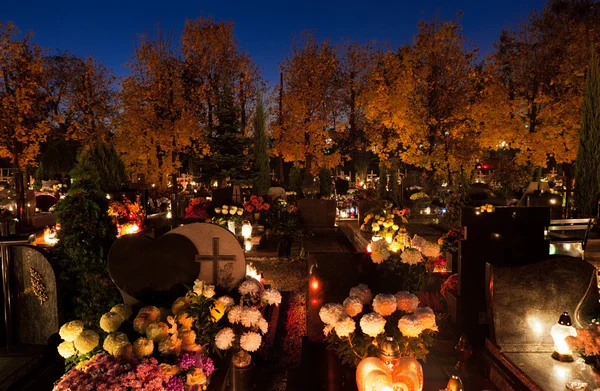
0, 1, 596, 187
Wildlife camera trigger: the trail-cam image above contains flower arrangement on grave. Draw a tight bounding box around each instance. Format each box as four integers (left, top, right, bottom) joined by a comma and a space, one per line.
213, 277, 281, 368
360, 203, 409, 240
479, 203, 495, 213
213, 205, 244, 226
321, 284, 435, 367
54, 288, 220, 391
243, 195, 270, 221
185, 197, 211, 220
409, 191, 431, 208
438, 228, 463, 254
108, 197, 144, 236
264, 198, 303, 239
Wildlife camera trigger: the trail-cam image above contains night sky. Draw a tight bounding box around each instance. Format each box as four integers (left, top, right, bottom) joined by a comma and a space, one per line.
5, 0, 545, 84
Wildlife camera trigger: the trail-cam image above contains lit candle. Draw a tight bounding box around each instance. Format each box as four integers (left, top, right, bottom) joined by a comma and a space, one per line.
242, 221, 252, 239
551, 312, 577, 361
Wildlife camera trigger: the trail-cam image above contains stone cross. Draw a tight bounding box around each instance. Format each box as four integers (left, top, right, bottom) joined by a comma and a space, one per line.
195, 237, 236, 286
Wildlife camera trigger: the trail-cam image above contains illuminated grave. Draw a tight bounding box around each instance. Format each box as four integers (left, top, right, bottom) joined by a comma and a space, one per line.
485, 257, 600, 390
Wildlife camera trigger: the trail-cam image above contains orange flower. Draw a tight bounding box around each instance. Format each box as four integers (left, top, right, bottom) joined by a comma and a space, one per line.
263, 203, 270, 210
246, 205, 254, 212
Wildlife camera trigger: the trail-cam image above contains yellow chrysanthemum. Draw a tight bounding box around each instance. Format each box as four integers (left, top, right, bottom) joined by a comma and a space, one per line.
74, 330, 99, 354
133, 337, 154, 357
103, 332, 130, 356
146, 322, 169, 342
57, 341, 77, 358
133, 314, 155, 334
100, 312, 124, 333
114, 342, 133, 357
59, 320, 84, 342
110, 304, 132, 321
138, 306, 160, 321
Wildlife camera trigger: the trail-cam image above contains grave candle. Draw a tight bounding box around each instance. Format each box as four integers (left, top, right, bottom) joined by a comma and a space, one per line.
242, 221, 252, 239
445, 375, 463, 391
551, 312, 577, 361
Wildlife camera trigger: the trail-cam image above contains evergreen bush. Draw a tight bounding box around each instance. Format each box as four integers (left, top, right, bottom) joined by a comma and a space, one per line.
70, 139, 126, 193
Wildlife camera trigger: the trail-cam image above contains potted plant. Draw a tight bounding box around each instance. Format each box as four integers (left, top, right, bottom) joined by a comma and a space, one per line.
264, 199, 302, 257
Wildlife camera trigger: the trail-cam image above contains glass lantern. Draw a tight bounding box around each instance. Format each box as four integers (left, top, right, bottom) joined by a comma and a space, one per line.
241, 220, 252, 239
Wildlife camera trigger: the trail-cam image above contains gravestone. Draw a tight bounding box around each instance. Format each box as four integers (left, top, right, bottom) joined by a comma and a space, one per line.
212, 185, 243, 207
9, 245, 59, 345
459, 206, 550, 345
297, 199, 336, 229
267, 187, 286, 199
486, 257, 600, 390
334, 179, 349, 195
109, 223, 246, 306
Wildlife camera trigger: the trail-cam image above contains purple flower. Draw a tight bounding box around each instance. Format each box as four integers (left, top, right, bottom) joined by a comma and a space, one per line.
166, 376, 184, 391
197, 356, 215, 377
176, 352, 196, 371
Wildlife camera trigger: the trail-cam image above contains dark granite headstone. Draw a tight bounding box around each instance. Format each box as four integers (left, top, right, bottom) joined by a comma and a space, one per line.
486, 257, 600, 390
10, 246, 59, 345
212, 185, 243, 207
34, 195, 57, 213
459, 206, 550, 345
109, 223, 246, 306
297, 199, 336, 228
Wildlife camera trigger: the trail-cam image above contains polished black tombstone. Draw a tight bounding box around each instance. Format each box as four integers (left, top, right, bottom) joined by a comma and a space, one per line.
485, 257, 600, 390
458, 207, 550, 345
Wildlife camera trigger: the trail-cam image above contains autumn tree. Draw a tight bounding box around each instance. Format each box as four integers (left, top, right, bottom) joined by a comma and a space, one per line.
116, 30, 207, 187
363, 19, 480, 182
479, 0, 600, 169
45, 53, 118, 144
273, 31, 342, 174
0, 21, 50, 168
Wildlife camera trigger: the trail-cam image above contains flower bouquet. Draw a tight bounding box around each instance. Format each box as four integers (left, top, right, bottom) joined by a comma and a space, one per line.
185, 197, 210, 220
321, 284, 435, 367
264, 199, 302, 239
108, 197, 144, 236
360, 204, 408, 241
567, 323, 600, 372
213, 277, 281, 368
409, 191, 430, 208
54, 280, 229, 391
438, 228, 463, 254
213, 205, 244, 227
243, 196, 270, 222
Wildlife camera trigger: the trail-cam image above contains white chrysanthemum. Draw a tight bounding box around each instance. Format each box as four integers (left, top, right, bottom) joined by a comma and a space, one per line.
133, 337, 154, 357
343, 296, 363, 317
240, 331, 262, 352
421, 241, 441, 258
133, 314, 155, 334
216, 295, 235, 309
398, 315, 424, 338
349, 284, 372, 305
193, 279, 205, 296
370, 240, 390, 264
57, 341, 77, 358
215, 327, 235, 350
74, 330, 99, 354
323, 324, 334, 337
258, 318, 269, 334
241, 307, 262, 328
400, 248, 424, 265
239, 279, 262, 296
359, 313, 386, 337
100, 312, 124, 333
319, 303, 345, 325
59, 320, 84, 342
395, 291, 419, 313
414, 307, 438, 331
372, 294, 397, 317
103, 332, 130, 356
334, 316, 356, 337
203, 285, 216, 298
261, 288, 282, 306
411, 235, 427, 251
228, 305, 243, 324
110, 304, 133, 321
146, 322, 169, 342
